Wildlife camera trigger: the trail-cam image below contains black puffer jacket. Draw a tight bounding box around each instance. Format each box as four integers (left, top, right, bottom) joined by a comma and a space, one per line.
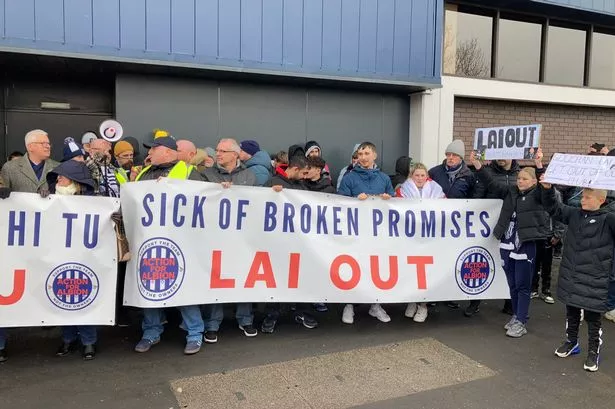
473, 160, 520, 199
476, 167, 551, 242
542, 187, 615, 312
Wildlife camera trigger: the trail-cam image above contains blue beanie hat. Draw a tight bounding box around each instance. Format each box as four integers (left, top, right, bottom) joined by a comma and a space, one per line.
62, 137, 85, 162
240, 140, 260, 156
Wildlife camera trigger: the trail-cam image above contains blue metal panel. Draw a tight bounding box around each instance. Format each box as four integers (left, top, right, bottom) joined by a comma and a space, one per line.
409, 0, 429, 78
358, 0, 378, 73
92, 0, 119, 48
376, 0, 395, 75
321, 0, 342, 70
303, 0, 323, 69
120, 0, 146, 50
35, 0, 64, 42
195, 0, 218, 57
172, 0, 195, 55
393, 0, 411, 75
262, 0, 283, 65
0, 1, 4, 38
340, 0, 360, 72
218, 0, 241, 60
0, 0, 442, 86
283, 0, 303, 66
64, 0, 93, 46
241, 0, 263, 62
145, 0, 171, 53
532, 0, 615, 14
5, 0, 35, 40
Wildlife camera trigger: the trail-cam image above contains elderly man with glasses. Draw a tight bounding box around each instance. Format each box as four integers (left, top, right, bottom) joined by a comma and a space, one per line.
201, 138, 258, 343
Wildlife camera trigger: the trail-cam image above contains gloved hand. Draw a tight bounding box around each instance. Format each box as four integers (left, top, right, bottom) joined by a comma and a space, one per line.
38, 187, 50, 198
0, 187, 10, 199
111, 211, 123, 225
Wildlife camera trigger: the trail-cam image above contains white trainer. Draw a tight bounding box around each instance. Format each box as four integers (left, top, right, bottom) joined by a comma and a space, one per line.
405, 303, 417, 318
413, 303, 428, 323
604, 309, 615, 323
342, 304, 354, 324
369, 304, 391, 323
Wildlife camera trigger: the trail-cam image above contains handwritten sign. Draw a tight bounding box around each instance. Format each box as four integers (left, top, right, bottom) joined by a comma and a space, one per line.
474, 124, 541, 160
544, 153, 615, 190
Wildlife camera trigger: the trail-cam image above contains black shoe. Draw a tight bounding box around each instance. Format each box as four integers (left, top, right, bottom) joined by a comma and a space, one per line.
584, 351, 600, 372
294, 312, 318, 329
464, 301, 480, 317
56, 341, 79, 357
555, 340, 581, 358
116, 312, 131, 328
82, 344, 96, 361
239, 325, 258, 337
0, 349, 7, 363
446, 301, 460, 309
501, 300, 513, 315
204, 331, 218, 344
261, 316, 277, 334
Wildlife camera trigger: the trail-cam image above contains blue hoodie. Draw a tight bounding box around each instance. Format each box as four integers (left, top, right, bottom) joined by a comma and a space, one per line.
338, 166, 394, 197
244, 150, 272, 186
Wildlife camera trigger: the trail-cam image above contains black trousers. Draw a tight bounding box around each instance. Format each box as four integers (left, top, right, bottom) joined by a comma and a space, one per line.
566, 305, 603, 353
532, 239, 553, 293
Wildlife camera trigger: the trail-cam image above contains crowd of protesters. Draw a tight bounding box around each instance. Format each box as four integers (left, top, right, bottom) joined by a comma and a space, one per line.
0, 128, 614, 373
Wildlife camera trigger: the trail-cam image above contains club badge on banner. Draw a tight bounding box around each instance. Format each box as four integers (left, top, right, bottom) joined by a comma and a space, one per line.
121, 180, 508, 308
0, 193, 120, 327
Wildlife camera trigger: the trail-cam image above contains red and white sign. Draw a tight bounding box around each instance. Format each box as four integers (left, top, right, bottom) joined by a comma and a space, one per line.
0, 193, 120, 327
121, 180, 509, 308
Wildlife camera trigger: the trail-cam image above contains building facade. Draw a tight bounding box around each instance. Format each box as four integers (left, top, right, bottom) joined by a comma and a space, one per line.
413, 0, 615, 166
1, 0, 615, 173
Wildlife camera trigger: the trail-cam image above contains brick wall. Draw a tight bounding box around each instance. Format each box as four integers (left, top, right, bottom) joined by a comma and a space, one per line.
453, 97, 615, 162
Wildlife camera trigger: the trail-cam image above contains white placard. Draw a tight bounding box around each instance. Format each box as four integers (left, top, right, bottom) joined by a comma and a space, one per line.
474, 124, 541, 160
544, 153, 615, 190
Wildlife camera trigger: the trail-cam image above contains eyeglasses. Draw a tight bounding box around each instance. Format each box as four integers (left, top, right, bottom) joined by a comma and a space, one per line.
32, 142, 51, 147
215, 149, 237, 154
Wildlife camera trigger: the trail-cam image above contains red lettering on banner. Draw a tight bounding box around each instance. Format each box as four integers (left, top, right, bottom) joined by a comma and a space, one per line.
210, 250, 236, 289
370, 256, 399, 290
244, 252, 277, 288
330, 255, 361, 290
407, 256, 433, 290
0, 269, 26, 306
288, 253, 300, 289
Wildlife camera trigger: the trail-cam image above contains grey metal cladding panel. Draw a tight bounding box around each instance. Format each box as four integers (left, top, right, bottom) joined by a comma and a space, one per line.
218, 83, 307, 154
381, 96, 410, 173
532, 0, 615, 15
115, 74, 220, 146
306, 89, 403, 176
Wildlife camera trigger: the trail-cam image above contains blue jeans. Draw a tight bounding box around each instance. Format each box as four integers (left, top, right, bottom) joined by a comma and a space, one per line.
607, 280, 615, 310
204, 303, 253, 331
0, 328, 6, 350
142, 306, 204, 343
62, 326, 97, 346
501, 243, 536, 325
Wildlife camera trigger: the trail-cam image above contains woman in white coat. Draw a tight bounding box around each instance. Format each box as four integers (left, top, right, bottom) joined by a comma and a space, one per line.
395, 163, 445, 322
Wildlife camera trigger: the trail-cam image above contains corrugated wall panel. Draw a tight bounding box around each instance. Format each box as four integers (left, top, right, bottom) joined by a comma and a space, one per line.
321, 0, 342, 70
218, 0, 241, 60
35, 0, 64, 43
145, 0, 171, 53
0, 0, 442, 86
64, 0, 93, 46
262, 0, 284, 65
195, 0, 218, 58
241, 0, 263, 63
172, 0, 195, 55
532, 0, 615, 15
5, 0, 35, 40
92, 0, 119, 49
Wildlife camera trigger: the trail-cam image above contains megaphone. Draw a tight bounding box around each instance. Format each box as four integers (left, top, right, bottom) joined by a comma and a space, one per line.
99, 119, 123, 142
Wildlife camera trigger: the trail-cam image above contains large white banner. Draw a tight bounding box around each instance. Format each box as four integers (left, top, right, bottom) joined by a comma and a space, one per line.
0, 193, 120, 327
544, 153, 615, 190
121, 180, 509, 308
